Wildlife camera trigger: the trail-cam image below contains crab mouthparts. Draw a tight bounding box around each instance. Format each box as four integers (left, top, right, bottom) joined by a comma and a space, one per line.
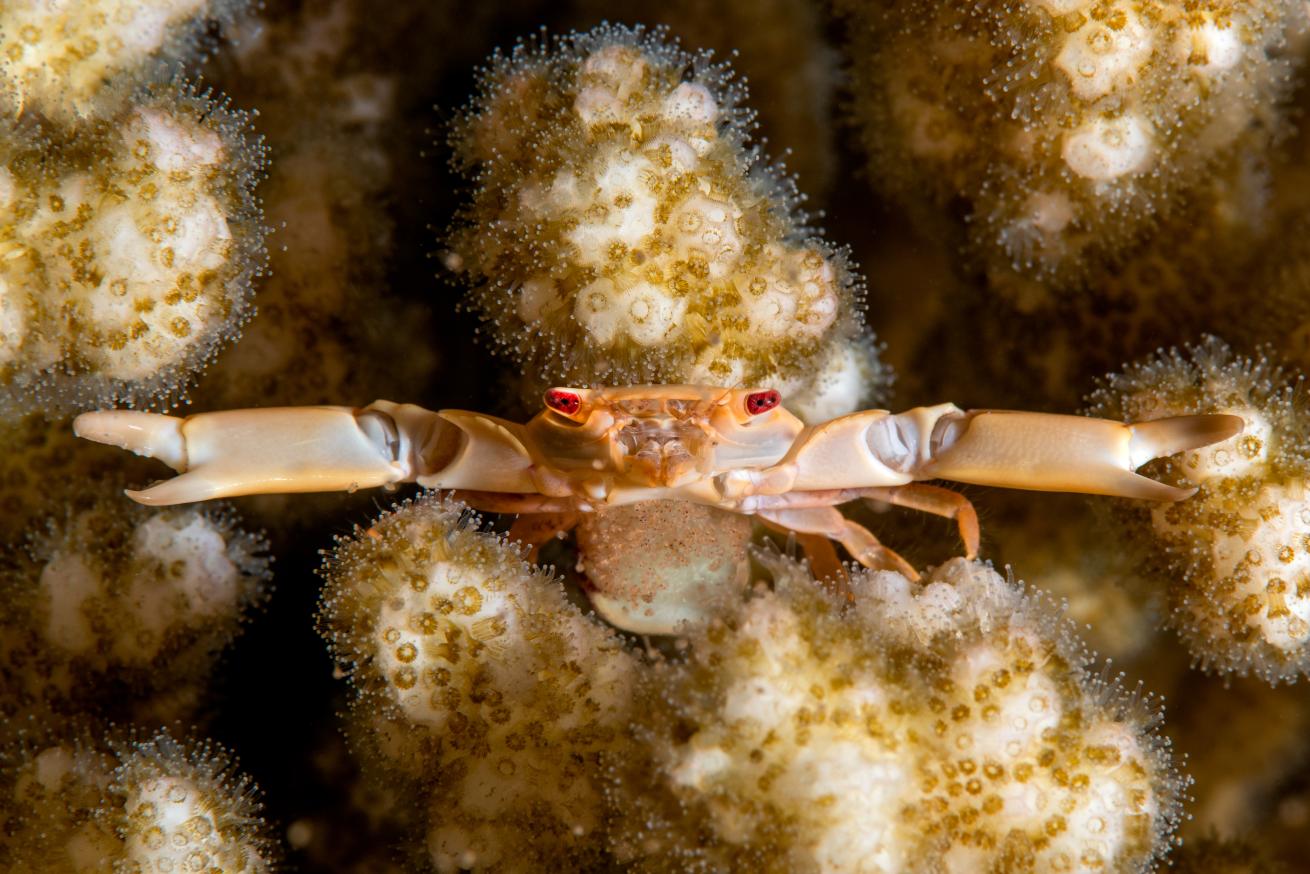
616, 420, 705, 486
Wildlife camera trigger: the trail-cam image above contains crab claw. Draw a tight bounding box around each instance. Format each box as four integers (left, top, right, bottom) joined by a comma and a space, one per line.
919, 410, 1244, 501
74, 406, 415, 505
74, 410, 188, 469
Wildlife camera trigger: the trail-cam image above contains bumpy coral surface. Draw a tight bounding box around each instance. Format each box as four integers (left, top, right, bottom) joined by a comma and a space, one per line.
0, 484, 270, 730
625, 556, 1183, 872
319, 495, 640, 873
1087, 338, 1310, 681
843, 0, 1302, 281
447, 25, 877, 404
570, 0, 839, 195
0, 727, 276, 873
0, 86, 265, 414
0, 0, 245, 120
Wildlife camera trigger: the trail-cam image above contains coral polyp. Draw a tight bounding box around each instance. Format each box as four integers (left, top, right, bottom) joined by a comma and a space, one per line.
1087, 337, 1310, 682
0, 86, 265, 414
0, 0, 246, 120
447, 25, 878, 404
318, 495, 639, 873
841, 0, 1302, 281
623, 555, 1184, 872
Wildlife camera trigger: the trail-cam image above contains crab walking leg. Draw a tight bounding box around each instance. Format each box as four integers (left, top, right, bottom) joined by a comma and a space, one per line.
507, 511, 581, 561
73, 402, 540, 506
756, 506, 920, 581
862, 484, 981, 559
756, 515, 848, 588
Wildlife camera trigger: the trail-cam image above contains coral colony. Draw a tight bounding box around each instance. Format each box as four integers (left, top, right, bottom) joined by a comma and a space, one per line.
5, 3, 1310, 873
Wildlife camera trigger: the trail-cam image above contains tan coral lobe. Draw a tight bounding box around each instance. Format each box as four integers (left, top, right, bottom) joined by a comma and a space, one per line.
1088, 337, 1310, 682
622, 555, 1185, 872
0, 85, 265, 414
319, 495, 641, 873
841, 0, 1302, 282
448, 25, 880, 409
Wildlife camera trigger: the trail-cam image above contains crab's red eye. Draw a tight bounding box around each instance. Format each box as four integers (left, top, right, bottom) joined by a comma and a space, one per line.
545, 389, 582, 416
745, 390, 781, 415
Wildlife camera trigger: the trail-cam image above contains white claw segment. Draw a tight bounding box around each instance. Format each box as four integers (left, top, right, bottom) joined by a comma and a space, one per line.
77, 406, 416, 505
74, 410, 188, 470
918, 411, 1244, 501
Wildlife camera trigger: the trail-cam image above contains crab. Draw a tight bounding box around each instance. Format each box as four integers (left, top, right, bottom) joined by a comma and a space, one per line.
75, 384, 1240, 625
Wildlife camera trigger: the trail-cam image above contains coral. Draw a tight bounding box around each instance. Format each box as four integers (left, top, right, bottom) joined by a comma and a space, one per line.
1087, 337, 1310, 681
15, 6, 1310, 873
0, 482, 270, 731
0, 84, 265, 415
987, 494, 1161, 664
1171, 676, 1310, 840
0, 412, 155, 531
841, 0, 1302, 282
318, 495, 640, 873
447, 25, 879, 408
0, 0, 246, 121
569, 0, 838, 195
195, 0, 438, 411
623, 555, 1184, 872
0, 726, 277, 873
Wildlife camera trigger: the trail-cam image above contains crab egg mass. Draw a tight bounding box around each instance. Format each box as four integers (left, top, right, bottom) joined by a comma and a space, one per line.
575, 502, 754, 634
1088, 337, 1310, 682
447, 25, 881, 407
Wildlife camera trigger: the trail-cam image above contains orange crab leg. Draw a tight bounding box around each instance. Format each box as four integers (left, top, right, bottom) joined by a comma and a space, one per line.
861, 484, 981, 559
506, 511, 580, 560
756, 506, 920, 581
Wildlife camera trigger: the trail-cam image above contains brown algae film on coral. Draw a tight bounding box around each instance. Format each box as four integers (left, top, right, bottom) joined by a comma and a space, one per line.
0, 726, 277, 873
0, 0, 249, 120
0, 84, 266, 414
447, 24, 877, 403
0, 484, 271, 728
318, 495, 639, 873
623, 555, 1184, 872
1087, 337, 1310, 682
842, 0, 1301, 281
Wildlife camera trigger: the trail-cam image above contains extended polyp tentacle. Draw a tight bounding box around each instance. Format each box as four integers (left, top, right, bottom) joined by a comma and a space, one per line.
915, 410, 1245, 500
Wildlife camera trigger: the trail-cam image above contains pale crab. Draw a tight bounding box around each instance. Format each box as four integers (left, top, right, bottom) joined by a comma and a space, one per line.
76, 384, 1240, 630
